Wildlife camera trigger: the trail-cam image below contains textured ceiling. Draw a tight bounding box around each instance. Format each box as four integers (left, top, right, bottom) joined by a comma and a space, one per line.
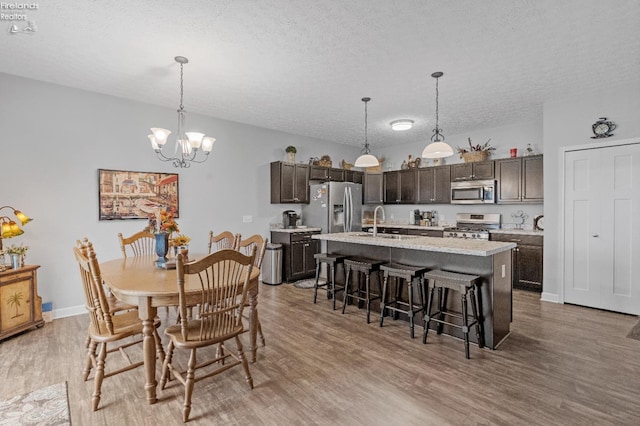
1, 0, 639, 148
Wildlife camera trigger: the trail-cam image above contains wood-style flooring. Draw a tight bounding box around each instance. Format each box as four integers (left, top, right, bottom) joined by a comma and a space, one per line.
1, 284, 639, 425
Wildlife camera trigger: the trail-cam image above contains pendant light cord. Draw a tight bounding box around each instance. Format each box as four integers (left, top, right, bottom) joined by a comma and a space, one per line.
362, 97, 371, 155
179, 62, 184, 112
431, 72, 445, 142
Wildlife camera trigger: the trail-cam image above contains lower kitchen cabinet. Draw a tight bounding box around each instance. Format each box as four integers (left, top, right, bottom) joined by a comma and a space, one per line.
1, 265, 44, 341
271, 230, 320, 282
490, 233, 543, 292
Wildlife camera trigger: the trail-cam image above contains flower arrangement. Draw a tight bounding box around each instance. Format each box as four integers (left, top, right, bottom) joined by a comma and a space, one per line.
172, 234, 191, 247
147, 207, 180, 235
456, 137, 496, 158
285, 145, 297, 154
5, 243, 29, 255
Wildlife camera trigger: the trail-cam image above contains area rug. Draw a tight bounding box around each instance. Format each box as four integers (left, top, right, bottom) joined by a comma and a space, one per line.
0, 382, 70, 425
627, 319, 640, 340
293, 278, 325, 289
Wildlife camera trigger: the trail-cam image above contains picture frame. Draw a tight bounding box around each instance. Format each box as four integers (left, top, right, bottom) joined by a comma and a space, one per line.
98, 169, 179, 220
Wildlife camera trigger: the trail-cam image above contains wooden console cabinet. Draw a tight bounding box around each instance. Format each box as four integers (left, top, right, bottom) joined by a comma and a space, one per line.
0, 265, 44, 341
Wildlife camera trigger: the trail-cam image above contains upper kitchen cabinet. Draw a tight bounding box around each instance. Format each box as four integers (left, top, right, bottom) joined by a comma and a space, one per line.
451, 160, 494, 181
309, 166, 345, 182
364, 172, 383, 204
270, 161, 310, 204
384, 169, 417, 204
496, 155, 543, 204
345, 170, 363, 184
417, 165, 451, 204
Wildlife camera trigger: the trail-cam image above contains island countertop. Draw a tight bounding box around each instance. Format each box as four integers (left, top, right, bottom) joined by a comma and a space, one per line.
313, 232, 515, 257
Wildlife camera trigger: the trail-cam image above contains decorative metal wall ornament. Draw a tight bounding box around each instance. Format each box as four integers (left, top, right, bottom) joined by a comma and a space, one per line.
591, 117, 616, 139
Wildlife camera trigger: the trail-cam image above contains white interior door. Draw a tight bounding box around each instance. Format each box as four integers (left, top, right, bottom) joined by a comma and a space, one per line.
564, 142, 640, 315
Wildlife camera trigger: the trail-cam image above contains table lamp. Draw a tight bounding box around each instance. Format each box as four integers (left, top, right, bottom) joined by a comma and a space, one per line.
0, 205, 33, 251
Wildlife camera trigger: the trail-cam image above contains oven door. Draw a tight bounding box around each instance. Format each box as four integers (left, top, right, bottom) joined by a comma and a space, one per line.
450, 180, 495, 204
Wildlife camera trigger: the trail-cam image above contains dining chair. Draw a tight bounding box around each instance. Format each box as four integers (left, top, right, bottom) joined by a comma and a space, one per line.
118, 230, 155, 257
160, 248, 256, 422
208, 230, 240, 253
73, 238, 164, 411
236, 234, 268, 348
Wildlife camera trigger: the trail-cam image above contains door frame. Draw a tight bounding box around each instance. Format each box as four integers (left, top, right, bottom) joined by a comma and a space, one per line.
559, 137, 640, 304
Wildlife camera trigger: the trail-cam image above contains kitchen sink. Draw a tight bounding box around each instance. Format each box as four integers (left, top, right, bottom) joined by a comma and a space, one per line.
353, 232, 419, 240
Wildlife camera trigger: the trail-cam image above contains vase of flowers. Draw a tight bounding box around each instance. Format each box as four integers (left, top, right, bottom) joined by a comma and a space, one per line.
5, 243, 29, 269
148, 207, 180, 266
285, 145, 297, 163
172, 234, 191, 260
457, 138, 496, 162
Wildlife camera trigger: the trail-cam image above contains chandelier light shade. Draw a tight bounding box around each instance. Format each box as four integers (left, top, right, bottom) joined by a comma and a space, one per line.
147, 56, 216, 168
422, 71, 454, 159
0, 205, 33, 251
354, 97, 380, 168
390, 119, 414, 131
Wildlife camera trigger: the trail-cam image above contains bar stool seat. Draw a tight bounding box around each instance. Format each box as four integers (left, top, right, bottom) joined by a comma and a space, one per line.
313, 253, 347, 310
422, 270, 484, 359
379, 263, 430, 338
342, 257, 384, 324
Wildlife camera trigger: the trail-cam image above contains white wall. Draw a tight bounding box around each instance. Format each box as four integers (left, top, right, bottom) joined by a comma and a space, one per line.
542, 81, 640, 301
0, 73, 358, 316
372, 120, 544, 228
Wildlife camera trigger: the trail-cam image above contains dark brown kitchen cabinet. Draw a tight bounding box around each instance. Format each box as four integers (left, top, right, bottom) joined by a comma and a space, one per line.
271, 230, 320, 282
406, 229, 444, 237
490, 233, 543, 292
270, 161, 309, 204
364, 172, 384, 204
384, 169, 417, 204
309, 166, 346, 182
496, 155, 543, 204
451, 160, 494, 181
345, 170, 363, 184
417, 165, 451, 203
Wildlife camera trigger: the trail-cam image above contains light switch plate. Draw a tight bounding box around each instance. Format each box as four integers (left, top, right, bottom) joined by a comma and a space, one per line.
243, 215, 252, 223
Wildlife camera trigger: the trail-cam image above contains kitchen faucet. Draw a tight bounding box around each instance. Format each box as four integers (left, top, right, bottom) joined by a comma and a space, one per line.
373, 205, 385, 237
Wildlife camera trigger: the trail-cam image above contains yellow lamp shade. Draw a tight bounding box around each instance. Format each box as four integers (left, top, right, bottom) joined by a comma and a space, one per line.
14, 210, 32, 225
8, 221, 23, 237
1, 222, 12, 238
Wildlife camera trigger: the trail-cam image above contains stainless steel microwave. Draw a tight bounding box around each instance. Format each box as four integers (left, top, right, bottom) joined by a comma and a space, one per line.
450, 180, 496, 204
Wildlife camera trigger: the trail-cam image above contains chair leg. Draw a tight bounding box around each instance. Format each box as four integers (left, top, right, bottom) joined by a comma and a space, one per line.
83, 339, 97, 381
92, 342, 107, 411
379, 273, 389, 327
160, 341, 174, 390
331, 265, 337, 310
257, 319, 266, 347
342, 268, 351, 314
461, 291, 470, 359
408, 279, 415, 338
182, 348, 197, 422
365, 274, 372, 324
153, 328, 165, 363
470, 286, 484, 349
313, 260, 321, 304
235, 335, 254, 390
436, 287, 447, 335
423, 284, 435, 344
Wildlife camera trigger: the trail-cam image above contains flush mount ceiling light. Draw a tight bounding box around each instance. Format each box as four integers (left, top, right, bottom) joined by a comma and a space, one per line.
354, 97, 379, 168
147, 56, 216, 168
390, 119, 414, 131
422, 71, 454, 159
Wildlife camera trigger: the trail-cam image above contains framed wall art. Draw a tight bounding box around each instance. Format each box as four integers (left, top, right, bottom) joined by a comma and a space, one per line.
98, 169, 179, 220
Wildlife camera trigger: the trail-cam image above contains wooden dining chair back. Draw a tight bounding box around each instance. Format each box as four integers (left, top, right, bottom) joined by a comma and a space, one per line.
235, 234, 268, 348
118, 230, 155, 258
160, 247, 256, 422
208, 230, 240, 253
73, 238, 163, 411
236, 234, 268, 270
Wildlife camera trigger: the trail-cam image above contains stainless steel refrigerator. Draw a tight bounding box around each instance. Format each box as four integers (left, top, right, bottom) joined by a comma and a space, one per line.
302, 182, 362, 233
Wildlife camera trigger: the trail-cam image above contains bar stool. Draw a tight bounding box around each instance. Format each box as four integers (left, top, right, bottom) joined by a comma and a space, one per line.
422, 270, 484, 359
341, 257, 384, 324
379, 263, 430, 338
313, 253, 347, 310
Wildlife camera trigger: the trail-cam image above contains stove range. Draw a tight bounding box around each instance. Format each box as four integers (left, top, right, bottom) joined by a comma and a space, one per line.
444, 213, 501, 240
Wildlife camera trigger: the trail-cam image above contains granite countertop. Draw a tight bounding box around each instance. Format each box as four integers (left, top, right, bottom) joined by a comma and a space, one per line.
361, 223, 447, 231
313, 232, 515, 256
270, 227, 322, 233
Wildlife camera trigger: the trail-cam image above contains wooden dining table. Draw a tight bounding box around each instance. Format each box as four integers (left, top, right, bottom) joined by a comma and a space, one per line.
100, 254, 260, 405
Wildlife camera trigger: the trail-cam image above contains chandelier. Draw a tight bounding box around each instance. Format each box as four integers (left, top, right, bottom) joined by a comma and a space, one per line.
422, 72, 454, 159
148, 56, 216, 168
0, 205, 32, 251
354, 97, 379, 168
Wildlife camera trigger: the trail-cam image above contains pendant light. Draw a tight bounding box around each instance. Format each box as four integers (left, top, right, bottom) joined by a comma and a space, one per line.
422, 72, 454, 159
354, 97, 379, 168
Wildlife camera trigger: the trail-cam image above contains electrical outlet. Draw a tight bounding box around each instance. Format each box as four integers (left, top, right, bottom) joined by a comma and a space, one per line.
242, 215, 252, 223
501, 264, 506, 278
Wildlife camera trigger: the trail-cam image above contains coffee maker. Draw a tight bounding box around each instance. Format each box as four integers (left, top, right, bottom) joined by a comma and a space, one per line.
282, 210, 299, 229
422, 210, 438, 226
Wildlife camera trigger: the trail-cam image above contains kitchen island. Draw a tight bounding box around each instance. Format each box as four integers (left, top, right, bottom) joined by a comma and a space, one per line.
312, 232, 516, 349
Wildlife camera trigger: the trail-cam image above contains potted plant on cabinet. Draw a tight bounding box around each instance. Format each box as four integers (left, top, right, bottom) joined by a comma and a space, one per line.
285, 145, 297, 163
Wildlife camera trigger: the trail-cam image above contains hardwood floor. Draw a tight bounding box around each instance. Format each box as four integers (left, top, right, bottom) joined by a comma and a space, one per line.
1, 284, 639, 425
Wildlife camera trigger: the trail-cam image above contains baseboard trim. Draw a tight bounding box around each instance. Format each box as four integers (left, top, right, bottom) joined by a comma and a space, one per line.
540, 292, 560, 303
53, 304, 86, 320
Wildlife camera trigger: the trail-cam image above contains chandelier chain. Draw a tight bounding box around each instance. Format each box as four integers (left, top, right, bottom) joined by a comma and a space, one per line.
431, 72, 445, 142
179, 62, 184, 111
